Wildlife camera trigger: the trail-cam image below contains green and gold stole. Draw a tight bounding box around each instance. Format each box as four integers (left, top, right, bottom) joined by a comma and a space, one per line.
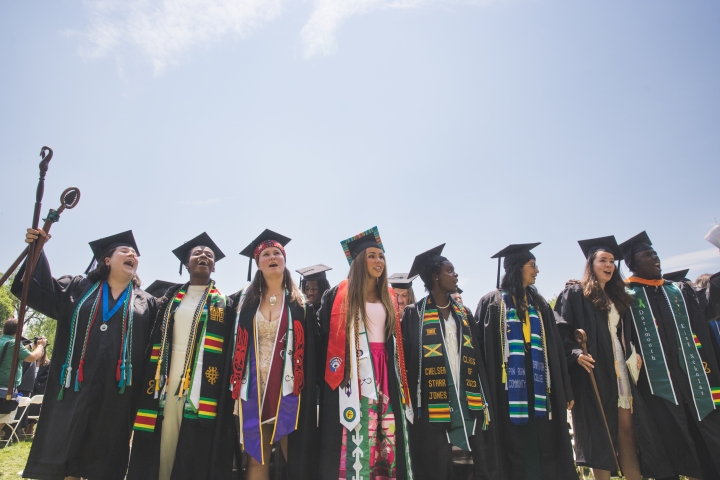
134, 281, 227, 432
628, 282, 718, 420
418, 295, 489, 448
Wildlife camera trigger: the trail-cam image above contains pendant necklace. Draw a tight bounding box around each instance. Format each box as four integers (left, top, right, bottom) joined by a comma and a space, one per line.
101, 282, 129, 331
269, 295, 277, 306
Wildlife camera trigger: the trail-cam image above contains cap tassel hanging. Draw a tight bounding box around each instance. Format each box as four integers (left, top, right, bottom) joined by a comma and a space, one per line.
179, 261, 184, 276
85, 257, 97, 275
247, 258, 253, 282
496, 257, 501, 289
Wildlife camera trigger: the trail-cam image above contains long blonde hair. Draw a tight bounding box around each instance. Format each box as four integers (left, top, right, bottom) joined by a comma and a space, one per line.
345, 249, 397, 340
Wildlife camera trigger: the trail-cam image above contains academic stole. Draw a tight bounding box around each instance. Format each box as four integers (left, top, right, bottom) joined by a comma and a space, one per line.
232, 295, 304, 465
58, 281, 135, 400
628, 283, 718, 420
418, 296, 488, 446
133, 283, 226, 433
500, 292, 549, 425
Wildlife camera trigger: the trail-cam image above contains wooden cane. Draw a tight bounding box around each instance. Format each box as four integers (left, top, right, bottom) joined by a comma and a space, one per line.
6, 147, 52, 400
0, 187, 81, 288
575, 328, 622, 476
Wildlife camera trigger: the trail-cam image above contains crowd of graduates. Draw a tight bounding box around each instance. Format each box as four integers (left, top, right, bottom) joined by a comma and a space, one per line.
5, 222, 720, 480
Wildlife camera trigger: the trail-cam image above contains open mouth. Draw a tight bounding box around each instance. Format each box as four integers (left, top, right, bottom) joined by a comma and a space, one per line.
197, 259, 209, 266
123, 259, 135, 268
269, 262, 279, 268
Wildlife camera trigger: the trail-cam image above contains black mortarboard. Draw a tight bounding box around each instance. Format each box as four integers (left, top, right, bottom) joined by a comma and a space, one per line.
340, 227, 384, 265
296, 264, 332, 288
85, 230, 139, 274
663, 269, 690, 283
144, 280, 182, 298
456, 287, 463, 294
490, 243, 541, 289
172, 232, 225, 275
618, 231, 653, 271
239, 229, 292, 281
408, 244, 446, 281
388, 273, 418, 290
577, 235, 623, 260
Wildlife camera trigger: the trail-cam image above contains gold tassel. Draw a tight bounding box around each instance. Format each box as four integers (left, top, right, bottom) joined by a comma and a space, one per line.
502, 363, 507, 384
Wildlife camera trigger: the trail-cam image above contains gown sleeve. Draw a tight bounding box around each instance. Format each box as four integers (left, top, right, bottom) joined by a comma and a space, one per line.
10, 251, 84, 322
554, 286, 583, 365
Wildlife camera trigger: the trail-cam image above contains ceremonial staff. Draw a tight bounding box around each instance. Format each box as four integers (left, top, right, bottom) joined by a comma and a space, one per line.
574, 328, 622, 476
3, 148, 80, 400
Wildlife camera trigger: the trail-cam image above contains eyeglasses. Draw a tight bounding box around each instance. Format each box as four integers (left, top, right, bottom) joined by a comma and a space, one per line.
524, 263, 539, 271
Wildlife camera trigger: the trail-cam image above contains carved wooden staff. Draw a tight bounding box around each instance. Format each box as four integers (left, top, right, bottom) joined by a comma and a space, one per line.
5, 147, 52, 400
574, 328, 622, 476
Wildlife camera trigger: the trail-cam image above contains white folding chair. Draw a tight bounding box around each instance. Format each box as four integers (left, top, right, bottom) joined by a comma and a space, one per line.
22, 394, 44, 439
1, 396, 29, 447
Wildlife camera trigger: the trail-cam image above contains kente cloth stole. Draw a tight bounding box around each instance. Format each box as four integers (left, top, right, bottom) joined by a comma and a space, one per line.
133, 282, 227, 433
58, 281, 136, 401
231, 293, 304, 465
628, 283, 717, 420
417, 296, 488, 436
500, 292, 549, 425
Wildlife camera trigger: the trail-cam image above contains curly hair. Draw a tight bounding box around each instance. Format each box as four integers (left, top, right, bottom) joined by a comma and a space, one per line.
695, 273, 711, 290
86, 247, 141, 288
581, 249, 632, 316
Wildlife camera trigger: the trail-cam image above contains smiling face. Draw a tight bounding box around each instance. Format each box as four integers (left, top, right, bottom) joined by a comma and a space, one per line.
434, 261, 459, 294
633, 248, 662, 280
364, 247, 385, 280
104, 246, 139, 281
257, 246, 285, 279
521, 259, 539, 288
187, 246, 215, 281
591, 250, 615, 288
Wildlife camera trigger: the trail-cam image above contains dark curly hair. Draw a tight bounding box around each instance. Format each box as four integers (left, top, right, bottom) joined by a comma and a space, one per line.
419, 255, 449, 292
86, 247, 141, 288
581, 249, 632, 316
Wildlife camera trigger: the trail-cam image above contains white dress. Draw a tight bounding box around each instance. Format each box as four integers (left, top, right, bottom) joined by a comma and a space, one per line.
608, 304, 632, 410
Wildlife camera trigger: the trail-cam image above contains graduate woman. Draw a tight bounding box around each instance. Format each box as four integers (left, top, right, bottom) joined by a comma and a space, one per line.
401, 245, 495, 480
474, 243, 575, 480
127, 232, 236, 480
12, 229, 157, 480
317, 227, 413, 480
619, 231, 720, 479
554, 236, 672, 480
229, 230, 319, 480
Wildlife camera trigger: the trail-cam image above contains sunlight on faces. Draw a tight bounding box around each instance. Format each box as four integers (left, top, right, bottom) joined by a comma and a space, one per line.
258, 246, 285, 279
365, 247, 385, 280
521, 260, 539, 288
304, 280, 320, 304
633, 249, 662, 279
395, 289, 409, 310
435, 261, 458, 293
592, 251, 615, 287
104, 246, 138, 280
187, 246, 215, 277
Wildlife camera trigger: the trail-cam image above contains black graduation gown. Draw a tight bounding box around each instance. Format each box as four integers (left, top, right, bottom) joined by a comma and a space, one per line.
474, 290, 576, 480
316, 285, 410, 480
28, 363, 51, 420
626, 280, 720, 479
231, 292, 319, 480
11, 252, 157, 480
696, 273, 720, 380
401, 298, 499, 480
554, 285, 672, 476
126, 285, 237, 480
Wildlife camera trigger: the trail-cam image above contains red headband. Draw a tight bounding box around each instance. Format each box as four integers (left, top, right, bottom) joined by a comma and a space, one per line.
253, 240, 286, 261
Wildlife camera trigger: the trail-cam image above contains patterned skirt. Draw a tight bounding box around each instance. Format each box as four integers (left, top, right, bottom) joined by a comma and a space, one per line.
338, 342, 397, 480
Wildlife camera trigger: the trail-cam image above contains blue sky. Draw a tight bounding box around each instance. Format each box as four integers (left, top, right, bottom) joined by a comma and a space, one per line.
1, 0, 719, 310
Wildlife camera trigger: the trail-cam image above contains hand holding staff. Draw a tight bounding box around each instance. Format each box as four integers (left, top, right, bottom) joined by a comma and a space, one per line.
575, 328, 623, 476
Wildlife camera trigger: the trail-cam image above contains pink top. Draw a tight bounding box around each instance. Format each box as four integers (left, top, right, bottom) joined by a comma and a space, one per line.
365, 302, 387, 343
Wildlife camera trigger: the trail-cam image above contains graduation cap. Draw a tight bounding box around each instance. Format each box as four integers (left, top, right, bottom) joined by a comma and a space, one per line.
455, 287, 464, 294
577, 235, 623, 260
705, 224, 720, 249
296, 264, 332, 289
340, 227, 384, 265
240, 229, 292, 281
490, 243, 541, 289
144, 280, 181, 298
172, 232, 225, 275
663, 269, 690, 283
618, 231, 653, 271
388, 273, 418, 290
407, 244, 447, 284
85, 230, 139, 274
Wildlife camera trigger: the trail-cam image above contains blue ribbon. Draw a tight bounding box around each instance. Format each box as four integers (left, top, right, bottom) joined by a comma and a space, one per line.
102, 281, 129, 323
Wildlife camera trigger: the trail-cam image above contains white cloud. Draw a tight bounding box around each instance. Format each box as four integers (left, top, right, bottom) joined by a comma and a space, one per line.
75, 0, 500, 72
662, 248, 720, 273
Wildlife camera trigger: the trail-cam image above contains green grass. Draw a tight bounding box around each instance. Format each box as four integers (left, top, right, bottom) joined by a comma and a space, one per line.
0, 439, 31, 478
